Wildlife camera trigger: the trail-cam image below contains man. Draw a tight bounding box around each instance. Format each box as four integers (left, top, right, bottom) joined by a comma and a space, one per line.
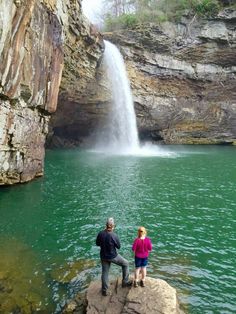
96, 217, 132, 296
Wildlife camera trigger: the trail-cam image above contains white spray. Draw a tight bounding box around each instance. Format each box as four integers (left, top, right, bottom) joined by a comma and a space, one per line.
94, 40, 175, 158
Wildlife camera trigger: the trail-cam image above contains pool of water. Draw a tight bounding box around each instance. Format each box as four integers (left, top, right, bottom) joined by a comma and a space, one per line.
0, 145, 235, 313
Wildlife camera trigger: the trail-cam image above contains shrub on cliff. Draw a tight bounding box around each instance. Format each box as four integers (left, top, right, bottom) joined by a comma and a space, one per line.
160, 0, 221, 18
102, 0, 231, 31
105, 13, 138, 31
193, 0, 220, 16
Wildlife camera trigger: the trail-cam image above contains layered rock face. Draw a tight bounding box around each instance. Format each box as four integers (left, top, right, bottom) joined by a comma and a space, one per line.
47, 1, 104, 148
49, 8, 236, 147
106, 9, 236, 144
0, 0, 103, 184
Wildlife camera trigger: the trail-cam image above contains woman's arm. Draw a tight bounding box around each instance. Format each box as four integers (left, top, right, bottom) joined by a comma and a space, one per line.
147, 238, 152, 251
132, 238, 137, 252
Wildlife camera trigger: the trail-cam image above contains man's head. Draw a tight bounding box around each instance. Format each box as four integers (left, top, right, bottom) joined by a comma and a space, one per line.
106, 217, 115, 230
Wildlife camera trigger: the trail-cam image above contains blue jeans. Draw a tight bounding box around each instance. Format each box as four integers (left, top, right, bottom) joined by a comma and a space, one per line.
101, 254, 129, 292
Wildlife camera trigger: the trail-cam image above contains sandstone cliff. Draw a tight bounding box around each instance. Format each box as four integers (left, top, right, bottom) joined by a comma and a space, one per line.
105, 9, 236, 144
0, 0, 103, 184
50, 8, 236, 147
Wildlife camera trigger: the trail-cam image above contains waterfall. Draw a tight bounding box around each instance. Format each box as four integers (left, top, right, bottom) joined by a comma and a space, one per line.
94, 40, 175, 158
99, 40, 139, 154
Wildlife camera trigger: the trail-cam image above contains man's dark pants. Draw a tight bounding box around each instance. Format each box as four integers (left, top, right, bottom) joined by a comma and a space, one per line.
101, 254, 129, 292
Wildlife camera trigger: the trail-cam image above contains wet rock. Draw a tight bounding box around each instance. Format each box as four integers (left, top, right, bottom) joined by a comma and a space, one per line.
63, 292, 87, 314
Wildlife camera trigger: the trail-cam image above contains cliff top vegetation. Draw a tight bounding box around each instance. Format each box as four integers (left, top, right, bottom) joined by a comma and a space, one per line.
101, 0, 236, 31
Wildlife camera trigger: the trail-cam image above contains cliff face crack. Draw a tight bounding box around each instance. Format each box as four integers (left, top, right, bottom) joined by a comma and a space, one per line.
7, 133, 14, 149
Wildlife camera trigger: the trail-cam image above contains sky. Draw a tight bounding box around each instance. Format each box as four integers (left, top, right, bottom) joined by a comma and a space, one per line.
82, 0, 103, 25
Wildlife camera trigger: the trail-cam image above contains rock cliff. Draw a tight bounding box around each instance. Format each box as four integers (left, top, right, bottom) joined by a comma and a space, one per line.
105, 9, 236, 144
0, 0, 103, 184
50, 8, 236, 147
1, 4, 235, 183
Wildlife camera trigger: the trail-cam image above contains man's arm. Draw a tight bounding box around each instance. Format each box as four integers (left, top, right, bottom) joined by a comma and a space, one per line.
96, 232, 101, 246
113, 234, 121, 249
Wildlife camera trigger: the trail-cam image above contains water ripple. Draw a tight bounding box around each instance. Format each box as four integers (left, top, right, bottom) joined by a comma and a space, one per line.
0, 147, 236, 313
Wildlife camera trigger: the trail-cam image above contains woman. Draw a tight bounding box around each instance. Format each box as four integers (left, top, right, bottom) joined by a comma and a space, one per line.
132, 226, 152, 287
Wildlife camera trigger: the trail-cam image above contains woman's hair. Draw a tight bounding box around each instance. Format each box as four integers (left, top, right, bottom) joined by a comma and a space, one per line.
137, 226, 147, 238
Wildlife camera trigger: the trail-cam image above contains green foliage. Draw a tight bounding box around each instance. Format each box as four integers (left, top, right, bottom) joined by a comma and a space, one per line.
121, 14, 139, 28
136, 9, 168, 23
193, 0, 220, 16
105, 13, 138, 31
157, 0, 221, 18
103, 0, 233, 31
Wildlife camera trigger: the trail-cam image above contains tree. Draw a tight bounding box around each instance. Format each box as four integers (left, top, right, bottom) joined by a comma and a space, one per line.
101, 0, 229, 31
102, 0, 135, 17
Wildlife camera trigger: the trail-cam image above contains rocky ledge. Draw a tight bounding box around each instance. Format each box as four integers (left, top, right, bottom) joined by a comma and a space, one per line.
64, 277, 181, 314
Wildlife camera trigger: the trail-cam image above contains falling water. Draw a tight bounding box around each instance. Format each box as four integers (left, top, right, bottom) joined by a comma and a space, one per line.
94, 40, 175, 157
100, 40, 139, 154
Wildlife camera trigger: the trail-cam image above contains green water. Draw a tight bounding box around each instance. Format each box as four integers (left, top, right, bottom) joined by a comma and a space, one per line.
0, 146, 235, 313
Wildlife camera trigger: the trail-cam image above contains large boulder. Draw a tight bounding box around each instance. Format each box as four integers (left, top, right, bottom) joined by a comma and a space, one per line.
64, 277, 181, 314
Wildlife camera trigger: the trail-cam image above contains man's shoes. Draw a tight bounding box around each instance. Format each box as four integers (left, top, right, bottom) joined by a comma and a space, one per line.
102, 290, 108, 296
134, 281, 138, 287
122, 280, 133, 288
140, 280, 145, 287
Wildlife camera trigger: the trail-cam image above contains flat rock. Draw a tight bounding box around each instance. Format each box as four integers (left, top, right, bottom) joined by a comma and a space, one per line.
86, 277, 181, 314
